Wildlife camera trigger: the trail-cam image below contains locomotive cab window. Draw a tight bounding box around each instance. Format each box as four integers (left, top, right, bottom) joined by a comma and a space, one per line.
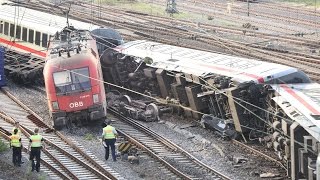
28, 29, 34, 43
4, 22, 9, 35
35, 31, 41, 46
53, 67, 91, 94
22, 27, 27, 41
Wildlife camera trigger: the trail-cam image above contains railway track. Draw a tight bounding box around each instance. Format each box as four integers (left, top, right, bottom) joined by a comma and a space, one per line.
231, 140, 287, 171
0, 88, 124, 180
192, 0, 320, 30
66, 2, 320, 80
11, 1, 320, 83
108, 107, 230, 180
77, 0, 320, 49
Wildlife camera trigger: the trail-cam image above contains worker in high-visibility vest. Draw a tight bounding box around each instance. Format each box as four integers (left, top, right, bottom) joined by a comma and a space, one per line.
102, 120, 118, 162
10, 128, 22, 167
11, 122, 21, 136
28, 128, 45, 172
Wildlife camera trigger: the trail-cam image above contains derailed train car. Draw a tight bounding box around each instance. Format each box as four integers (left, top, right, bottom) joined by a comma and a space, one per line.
102, 40, 319, 179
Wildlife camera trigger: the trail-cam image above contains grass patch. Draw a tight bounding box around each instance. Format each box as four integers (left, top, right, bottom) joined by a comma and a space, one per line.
95, 0, 243, 27
277, 0, 318, 7
0, 139, 9, 153
84, 133, 95, 141
97, 0, 209, 20
38, 173, 47, 180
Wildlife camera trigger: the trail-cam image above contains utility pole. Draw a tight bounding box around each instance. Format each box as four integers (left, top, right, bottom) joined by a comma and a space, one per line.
166, 0, 178, 15
315, 0, 318, 37
247, 0, 250, 16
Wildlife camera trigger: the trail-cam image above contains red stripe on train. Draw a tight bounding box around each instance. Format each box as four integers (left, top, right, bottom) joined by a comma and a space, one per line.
280, 84, 320, 115
0, 37, 46, 57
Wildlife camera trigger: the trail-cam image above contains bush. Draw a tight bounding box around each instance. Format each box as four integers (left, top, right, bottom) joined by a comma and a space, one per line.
84, 133, 94, 141
0, 139, 9, 152
207, 16, 214, 20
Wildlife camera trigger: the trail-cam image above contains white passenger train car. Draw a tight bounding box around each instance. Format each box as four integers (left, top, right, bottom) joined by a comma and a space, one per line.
113, 40, 310, 84
104, 40, 319, 179
0, 0, 98, 58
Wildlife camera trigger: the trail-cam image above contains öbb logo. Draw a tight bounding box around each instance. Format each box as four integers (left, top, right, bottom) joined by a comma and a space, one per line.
69, 102, 84, 108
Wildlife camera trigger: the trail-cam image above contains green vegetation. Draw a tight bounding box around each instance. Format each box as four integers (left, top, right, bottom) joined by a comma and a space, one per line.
97, 0, 205, 19
0, 139, 9, 153
278, 0, 318, 7
38, 173, 47, 180
84, 133, 94, 141
26, 166, 33, 178
95, 0, 241, 27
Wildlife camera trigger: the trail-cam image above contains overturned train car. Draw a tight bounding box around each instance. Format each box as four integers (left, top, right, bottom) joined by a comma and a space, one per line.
102, 40, 319, 179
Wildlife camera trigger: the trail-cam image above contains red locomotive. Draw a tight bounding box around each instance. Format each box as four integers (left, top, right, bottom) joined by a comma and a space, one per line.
43, 26, 106, 129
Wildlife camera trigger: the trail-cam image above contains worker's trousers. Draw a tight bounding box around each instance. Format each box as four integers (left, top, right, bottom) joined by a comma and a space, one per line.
105, 139, 116, 161
30, 147, 41, 171
12, 146, 22, 166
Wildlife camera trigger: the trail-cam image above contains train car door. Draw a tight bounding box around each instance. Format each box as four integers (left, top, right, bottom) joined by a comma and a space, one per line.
0, 47, 5, 87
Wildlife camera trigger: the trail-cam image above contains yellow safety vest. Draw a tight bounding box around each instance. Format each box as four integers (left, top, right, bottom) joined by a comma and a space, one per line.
10, 134, 21, 147
103, 125, 116, 139
30, 134, 42, 147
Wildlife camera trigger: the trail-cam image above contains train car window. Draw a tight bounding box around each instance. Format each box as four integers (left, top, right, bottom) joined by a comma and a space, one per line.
16, 25, 21, 39
4, 22, 9, 35
35, 31, 41, 46
53, 68, 90, 94
54, 71, 72, 85
0, 21, 3, 34
9, 24, 15, 37
28, 29, 34, 43
71, 68, 90, 90
22, 27, 27, 41
42, 33, 48, 48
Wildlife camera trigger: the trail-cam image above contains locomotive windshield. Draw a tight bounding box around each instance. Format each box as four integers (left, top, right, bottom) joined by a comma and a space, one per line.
53, 67, 91, 95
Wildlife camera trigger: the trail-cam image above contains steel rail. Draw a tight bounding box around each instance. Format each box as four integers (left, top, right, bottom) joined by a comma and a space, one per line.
109, 107, 231, 180
0, 89, 121, 180
19, 1, 320, 82
118, 129, 190, 179
0, 121, 70, 180
232, 139, 287, 170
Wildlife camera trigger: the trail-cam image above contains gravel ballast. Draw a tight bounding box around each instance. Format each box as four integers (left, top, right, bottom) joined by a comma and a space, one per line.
3, 75, 288, 180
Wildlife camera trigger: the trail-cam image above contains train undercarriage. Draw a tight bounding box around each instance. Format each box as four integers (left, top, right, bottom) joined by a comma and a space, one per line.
51, 104, 106, 129
102, 52, 320, 179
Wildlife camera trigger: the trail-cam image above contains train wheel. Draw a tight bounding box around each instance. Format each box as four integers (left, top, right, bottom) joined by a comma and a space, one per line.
145, 103, 159, 121
66, 118, 72, 129
121, 95, 132, 105
53, 123, 63, 130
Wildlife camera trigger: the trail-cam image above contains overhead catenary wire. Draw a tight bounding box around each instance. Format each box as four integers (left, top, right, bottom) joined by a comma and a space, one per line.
3, 0, 320, 155
50, 55, 317, 153
3, 15, 318, 150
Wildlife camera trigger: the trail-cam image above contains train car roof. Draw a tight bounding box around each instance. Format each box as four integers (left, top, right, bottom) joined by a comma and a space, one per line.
0, 1, 99, 34
115, 40, 305, 84
271, 83, 320, 141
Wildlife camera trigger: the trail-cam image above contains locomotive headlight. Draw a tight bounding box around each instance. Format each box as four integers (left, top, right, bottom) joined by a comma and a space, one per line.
93, 94, 99, 103
52, 101, 59, 110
